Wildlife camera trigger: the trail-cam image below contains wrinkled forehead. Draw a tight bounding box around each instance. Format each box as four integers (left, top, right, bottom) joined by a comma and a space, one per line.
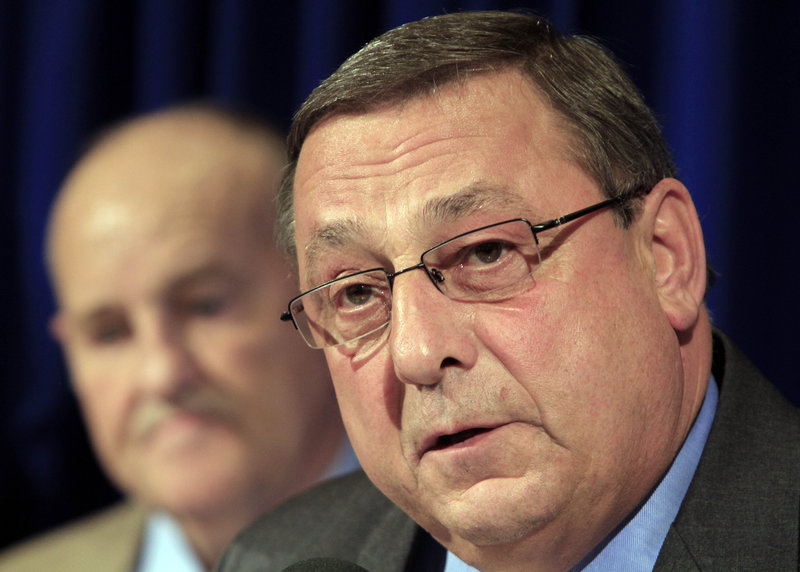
291, 71, 584, 284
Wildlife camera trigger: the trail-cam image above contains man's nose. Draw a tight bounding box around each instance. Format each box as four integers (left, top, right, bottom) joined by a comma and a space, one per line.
388, 268, 477, 387
139, 322, 200, 397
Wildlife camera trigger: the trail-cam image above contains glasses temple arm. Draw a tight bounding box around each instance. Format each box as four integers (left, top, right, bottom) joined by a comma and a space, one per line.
531, 196, 624, 233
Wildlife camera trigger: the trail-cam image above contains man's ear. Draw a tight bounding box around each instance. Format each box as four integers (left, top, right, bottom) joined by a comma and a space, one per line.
639, 178, 707, 333
49, 313, 82, 395
49, 312, 69, 344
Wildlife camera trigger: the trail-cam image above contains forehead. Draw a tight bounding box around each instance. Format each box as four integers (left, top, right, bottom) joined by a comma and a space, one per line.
292, 70, 593, 279
51, 126, 279, 308
54, 181, 272, 318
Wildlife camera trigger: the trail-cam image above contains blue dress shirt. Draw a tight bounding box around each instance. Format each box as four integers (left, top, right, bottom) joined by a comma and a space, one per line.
135, 511, 204, 572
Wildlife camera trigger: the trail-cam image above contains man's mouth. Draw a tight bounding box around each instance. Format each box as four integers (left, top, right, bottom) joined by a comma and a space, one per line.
428, 427, 493, 452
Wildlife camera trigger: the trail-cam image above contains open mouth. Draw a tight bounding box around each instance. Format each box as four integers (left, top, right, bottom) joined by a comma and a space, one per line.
429, 427, 492, 451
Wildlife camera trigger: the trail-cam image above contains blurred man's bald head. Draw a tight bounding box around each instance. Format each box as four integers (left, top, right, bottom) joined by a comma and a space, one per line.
47, 105, 286, 299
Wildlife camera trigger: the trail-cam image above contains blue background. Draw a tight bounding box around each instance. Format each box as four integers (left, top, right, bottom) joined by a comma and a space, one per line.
1, 0, 797, 549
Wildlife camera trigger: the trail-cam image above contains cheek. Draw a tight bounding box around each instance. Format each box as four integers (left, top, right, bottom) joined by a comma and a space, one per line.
471, 288, 564, 403
203, 335, 292, 442
217, 323, 337, 449
81, 386, 125, 443
196, 322, 285, 398
69, 347, 128, 419
472, 269, 666, 454
70, 364, 134, 478
258, 325, 332, 401
327, 351, 406, 470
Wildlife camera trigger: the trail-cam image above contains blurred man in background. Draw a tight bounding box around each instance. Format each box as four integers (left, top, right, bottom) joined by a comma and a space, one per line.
0, 104, 356, 571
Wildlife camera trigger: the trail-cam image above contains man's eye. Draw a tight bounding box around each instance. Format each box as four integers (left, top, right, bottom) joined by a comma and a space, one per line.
187, 298, 224, 316
469, 241, 507, 264
342, 284, 374, 307
89, 323, 130, 345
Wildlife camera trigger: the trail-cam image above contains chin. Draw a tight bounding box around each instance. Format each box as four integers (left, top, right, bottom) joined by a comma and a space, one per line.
145, 464, 248, 512
428, 482, 561, 548
152, 484, 236, 516
444, 508, 550, 547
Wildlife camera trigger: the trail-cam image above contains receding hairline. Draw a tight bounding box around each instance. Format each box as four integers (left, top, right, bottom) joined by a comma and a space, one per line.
280, 63, 581, 264
45, 104, 287, 296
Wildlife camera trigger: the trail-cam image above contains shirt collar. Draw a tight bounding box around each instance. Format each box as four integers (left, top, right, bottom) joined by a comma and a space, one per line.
136, 511, 204, 572
323, 437, 360, 480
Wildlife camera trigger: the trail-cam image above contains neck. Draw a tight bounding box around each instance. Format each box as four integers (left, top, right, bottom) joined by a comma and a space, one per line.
675, 306, 713, 437
175, 412, 348, 569
178, 513, 249, 570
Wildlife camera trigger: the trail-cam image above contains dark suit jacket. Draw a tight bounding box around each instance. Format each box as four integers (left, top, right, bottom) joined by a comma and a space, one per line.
217, 331, 799, 572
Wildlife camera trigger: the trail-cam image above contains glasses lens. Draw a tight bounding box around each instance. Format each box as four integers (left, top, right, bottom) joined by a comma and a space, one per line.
422, 219, 540, 301
290, 269, 392, 348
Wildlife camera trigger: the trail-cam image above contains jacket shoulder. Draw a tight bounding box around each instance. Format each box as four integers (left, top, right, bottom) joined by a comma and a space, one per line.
218, 471, 419, 572
0, 501, 145, 572
655, 330, 800, 570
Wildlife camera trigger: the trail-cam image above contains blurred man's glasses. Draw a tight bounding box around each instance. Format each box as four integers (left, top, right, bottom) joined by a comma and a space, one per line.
281, 196, 624, 349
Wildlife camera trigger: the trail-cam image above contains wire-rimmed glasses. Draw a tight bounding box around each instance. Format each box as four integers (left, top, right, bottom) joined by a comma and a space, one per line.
281, 196, 623, 348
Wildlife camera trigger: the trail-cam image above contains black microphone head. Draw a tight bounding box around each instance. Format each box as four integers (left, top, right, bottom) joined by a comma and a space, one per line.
281, 557, 370, 571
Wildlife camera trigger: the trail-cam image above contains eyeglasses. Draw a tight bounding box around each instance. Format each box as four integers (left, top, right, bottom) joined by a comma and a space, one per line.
281, 196, 623, 348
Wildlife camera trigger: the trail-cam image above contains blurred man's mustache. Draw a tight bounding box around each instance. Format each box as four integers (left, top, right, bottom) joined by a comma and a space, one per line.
130, 391, 235, 441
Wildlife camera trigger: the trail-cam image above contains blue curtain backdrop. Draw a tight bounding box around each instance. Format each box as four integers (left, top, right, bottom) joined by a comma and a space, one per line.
1, 0, 798, 549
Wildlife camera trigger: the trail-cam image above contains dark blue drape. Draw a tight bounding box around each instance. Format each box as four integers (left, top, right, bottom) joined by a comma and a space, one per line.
1, 0, 798, 549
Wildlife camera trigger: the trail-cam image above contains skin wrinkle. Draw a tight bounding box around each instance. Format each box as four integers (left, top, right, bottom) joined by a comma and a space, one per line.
303, 185, 538, 288
303, 218, 368, 285
416, 183, 533, 230
298, 108, 538, 279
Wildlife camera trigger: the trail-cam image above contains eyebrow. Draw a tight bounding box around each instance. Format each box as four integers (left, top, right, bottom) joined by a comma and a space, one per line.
71, 264, 236, 327
302, 182, 530, 279
416, 182, 529, 227
303, 218, 369, 280
74, 305, 123, 332
167, 263, 236, 293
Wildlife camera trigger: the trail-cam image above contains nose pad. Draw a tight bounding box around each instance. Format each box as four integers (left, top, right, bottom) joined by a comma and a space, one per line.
428, 267, 445, 284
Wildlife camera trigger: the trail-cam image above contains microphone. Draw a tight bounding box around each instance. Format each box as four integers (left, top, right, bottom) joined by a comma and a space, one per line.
281, 557, 370, 571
